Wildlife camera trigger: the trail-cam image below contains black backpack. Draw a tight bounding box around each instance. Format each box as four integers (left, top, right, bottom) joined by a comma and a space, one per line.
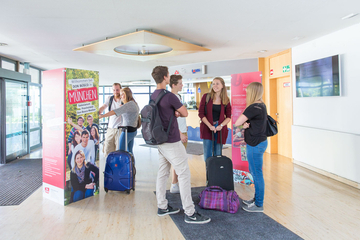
140, 90, 174, 145
108, 96, 123, 111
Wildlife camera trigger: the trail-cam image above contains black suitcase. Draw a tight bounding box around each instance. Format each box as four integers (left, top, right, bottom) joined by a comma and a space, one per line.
206, 131, 234, 191
104, 126, 136, 194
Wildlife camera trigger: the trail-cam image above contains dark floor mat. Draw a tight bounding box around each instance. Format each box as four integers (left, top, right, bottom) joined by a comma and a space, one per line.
158, 187, 303, 240
0, 158, 42, 206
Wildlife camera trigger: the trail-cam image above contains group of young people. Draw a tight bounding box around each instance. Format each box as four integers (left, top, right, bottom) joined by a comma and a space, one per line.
76, 65, 268, 222
150, 66, 268, 224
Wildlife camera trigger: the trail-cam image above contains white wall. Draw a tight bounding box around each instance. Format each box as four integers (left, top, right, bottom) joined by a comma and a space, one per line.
292, 23, 360, 183
168, 58, 259, 79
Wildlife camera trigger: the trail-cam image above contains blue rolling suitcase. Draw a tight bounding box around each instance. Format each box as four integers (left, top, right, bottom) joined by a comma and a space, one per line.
104, 126, 136, 194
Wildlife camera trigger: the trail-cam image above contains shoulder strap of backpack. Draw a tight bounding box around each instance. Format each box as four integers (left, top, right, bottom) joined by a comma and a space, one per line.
154, 90, 169, 105
108, 95, 114, 112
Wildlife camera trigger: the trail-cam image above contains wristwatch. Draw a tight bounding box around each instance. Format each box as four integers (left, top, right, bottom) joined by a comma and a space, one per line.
220, 124, 223, 127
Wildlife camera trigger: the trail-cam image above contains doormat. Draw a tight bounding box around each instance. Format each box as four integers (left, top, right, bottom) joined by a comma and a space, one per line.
157, 187, 302, 240
139, 142, 227, 155
0, 158, 43, 206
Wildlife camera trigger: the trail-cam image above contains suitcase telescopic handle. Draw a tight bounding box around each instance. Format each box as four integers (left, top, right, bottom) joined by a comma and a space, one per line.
211, 129, 223, 157
117, 126, 128, 151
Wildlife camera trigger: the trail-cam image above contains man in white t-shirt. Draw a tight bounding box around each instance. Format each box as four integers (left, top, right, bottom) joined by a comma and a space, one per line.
71, 130, 96, 168
169, 74, 188, 194
99, 83, 122, 160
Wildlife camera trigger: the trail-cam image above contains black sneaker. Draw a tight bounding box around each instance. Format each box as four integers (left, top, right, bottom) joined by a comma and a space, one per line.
184, 212, 211, 224
157, 205, 180, 217
242, 198, 255, 206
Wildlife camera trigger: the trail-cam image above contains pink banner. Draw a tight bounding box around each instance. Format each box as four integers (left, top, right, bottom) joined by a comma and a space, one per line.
231, 72, 262, 184
42, 68, 66, 189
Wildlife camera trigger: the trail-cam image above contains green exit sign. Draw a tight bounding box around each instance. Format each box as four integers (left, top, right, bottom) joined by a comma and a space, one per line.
282, 65, 290, 73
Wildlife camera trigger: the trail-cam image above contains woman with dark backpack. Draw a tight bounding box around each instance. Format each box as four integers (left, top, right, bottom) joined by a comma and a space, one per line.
198, 77, 232, 161
234, 82, 268, 213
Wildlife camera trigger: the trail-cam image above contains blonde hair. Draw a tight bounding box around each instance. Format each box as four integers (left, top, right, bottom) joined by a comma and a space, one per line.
72, 150, 87, 172
209, 77, 230, 105
246, 82, 264, 107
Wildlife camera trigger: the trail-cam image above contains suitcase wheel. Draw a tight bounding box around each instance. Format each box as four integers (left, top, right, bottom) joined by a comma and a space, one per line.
104, 187, 108, 193
126, 190, 130, 194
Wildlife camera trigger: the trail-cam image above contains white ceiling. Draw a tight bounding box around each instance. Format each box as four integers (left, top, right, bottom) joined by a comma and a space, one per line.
1, 0, 360, 85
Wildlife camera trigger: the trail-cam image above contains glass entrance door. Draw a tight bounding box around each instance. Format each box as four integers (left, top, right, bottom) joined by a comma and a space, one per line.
6, 81, 28, 161
29, 85, 41, 150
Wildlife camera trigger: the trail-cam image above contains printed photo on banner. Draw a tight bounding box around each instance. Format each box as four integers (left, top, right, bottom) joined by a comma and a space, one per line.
65, 69, 100, 205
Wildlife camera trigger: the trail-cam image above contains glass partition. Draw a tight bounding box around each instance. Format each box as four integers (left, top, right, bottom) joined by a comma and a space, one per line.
6, 81, 28, 159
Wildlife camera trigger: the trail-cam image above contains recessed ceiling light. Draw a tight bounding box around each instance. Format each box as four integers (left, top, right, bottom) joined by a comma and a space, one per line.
342, 13, 359, 20
292, 36, 303, 40
73, 30, 210, 62
258, 50, 267, 53
0, 43, 8, 46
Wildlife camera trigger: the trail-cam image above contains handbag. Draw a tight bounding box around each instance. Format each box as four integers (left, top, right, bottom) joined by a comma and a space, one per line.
136, 115, 141, 129
266, 115, 278, 137
199, 186, 240, 214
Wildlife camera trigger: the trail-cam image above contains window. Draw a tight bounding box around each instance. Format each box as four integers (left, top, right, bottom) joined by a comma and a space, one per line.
19, 64, 24, 73
30, 67, 40, 83
1, 59, 16, 71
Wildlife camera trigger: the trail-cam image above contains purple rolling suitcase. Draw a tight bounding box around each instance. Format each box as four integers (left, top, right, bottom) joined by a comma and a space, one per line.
104, 126, 136, 194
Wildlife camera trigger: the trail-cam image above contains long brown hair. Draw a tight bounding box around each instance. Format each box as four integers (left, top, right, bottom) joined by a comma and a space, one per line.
246, 82, 264, 107
90, 126, 99, 141
121, 87, 137, 104
72, 131, 81, 148
209, 77, 230, 105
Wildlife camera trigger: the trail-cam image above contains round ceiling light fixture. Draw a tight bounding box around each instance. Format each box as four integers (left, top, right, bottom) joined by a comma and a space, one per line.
114, 44, 173, 56
0, 43, 8, 46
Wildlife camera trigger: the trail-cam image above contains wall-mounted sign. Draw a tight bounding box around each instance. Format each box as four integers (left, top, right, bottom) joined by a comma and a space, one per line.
282, 65, 290, 73
270, 69, 274, 75
192, 68, 201, 74
174, 70, 179, 74
283, 82, 291, 87
198, 87, 201, 93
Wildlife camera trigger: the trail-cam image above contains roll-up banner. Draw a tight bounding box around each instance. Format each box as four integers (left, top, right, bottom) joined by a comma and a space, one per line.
231, 72, 262, 185
43, 68, 99, 205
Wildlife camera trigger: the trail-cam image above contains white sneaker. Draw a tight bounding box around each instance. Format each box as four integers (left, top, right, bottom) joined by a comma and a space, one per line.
170, 183, 180, 193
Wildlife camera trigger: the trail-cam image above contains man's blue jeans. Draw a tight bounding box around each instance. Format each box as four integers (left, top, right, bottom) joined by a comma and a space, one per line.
203, 122, 222, 161
246, 139, 268, 207
119, 130, 137, 154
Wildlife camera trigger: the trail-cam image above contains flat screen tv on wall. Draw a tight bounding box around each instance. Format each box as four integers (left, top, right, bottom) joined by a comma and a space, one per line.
295, 55, 340, 97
